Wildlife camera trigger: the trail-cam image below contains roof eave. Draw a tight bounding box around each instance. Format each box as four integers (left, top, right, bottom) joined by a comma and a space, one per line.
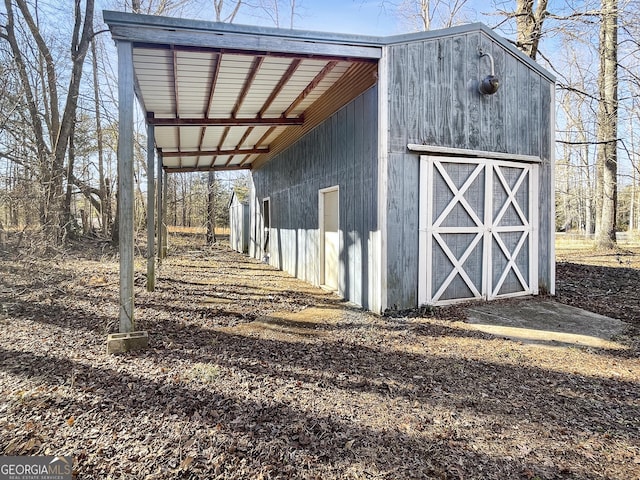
103, 10, 383, 59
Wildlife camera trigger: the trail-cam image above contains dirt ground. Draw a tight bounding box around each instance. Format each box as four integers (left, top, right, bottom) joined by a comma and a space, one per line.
0, 234, 638, 479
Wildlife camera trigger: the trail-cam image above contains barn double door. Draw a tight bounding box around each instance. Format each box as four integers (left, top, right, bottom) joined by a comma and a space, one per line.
418, 156, 539, 305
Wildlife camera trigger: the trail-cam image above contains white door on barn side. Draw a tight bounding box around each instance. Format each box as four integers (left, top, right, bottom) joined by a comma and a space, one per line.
418, 156, 538, 305
320, 187, 340, 291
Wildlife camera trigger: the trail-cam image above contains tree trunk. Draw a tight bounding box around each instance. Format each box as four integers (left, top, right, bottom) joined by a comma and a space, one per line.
63, 118, 77, 237
594, 0, 618, 249
515, 0, 549, 59
91, 37, 111, 237
4, 0, 95, 244
583, 144, 594, 234
207, 171, 216, 244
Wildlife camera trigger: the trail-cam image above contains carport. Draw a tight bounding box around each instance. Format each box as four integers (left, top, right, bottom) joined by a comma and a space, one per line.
103, 11, 383, 336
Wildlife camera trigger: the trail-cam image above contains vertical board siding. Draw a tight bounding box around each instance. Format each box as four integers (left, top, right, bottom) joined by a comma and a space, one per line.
251, 86, 378, 309
438, 37, 454, 147
389, 44, 407, 153
452, 35, 467, 147
386, 152, 417, 308
386, 30, 554, 309
466, 32, 481, 151
423, 41, 438, 145
538, 81, 553, 290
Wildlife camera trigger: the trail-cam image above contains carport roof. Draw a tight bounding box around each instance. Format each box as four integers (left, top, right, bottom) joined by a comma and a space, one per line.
103, 10, 383, 173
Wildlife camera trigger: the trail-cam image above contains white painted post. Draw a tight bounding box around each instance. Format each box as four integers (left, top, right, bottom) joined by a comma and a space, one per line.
117, 40, 134, 333
146, 122, 155, 291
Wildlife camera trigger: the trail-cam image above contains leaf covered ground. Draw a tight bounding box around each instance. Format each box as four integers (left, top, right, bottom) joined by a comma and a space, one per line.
0, 235, 638, 479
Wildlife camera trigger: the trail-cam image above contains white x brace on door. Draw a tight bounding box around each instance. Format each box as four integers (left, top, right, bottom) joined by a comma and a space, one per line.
418, 156, 539, 305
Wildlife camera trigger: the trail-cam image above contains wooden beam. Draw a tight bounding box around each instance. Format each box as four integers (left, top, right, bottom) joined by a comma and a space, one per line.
107, 23, 383, 60
284, 61, 338, 117
242, 127, 275, 166
148, 116, 303, 126
238, 154, 253, 167
170, 46, 182, 168
146, 123, 155, 292
161, 147, 269, 157
165, 165, 251, 173
156, 149, 164, 262
130, 42, 381, 64
406, 144, 543, 163
197, 52, 223, 155
117, 40, 135, 333
218, 126, 231, 153
258, 58, 301, 117
232, 55, 264, 117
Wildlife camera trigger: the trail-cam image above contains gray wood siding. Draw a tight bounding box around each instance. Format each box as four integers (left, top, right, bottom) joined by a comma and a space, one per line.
386, 30, 554, 309
251, 87, 378, 309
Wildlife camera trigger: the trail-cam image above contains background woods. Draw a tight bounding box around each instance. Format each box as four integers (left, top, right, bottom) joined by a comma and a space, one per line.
0, 0, 639, 248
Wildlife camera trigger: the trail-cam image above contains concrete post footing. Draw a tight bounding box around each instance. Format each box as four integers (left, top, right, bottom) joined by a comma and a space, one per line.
107, 331, 149, 354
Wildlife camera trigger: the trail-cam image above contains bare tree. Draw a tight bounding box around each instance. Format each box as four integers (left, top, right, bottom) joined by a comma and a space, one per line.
213, 0, 243, 22
594, 0, 618, 248
91, 36, 113, 236
251, 0, 300, 28
1, 0, 95, 243
121, 0, 195, 15
496, 0, 622, 249
380, 0, 474, 31
513, 0, 548, 59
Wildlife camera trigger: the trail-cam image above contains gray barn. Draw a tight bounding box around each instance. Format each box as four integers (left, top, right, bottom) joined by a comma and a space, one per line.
105, 11, 555, 324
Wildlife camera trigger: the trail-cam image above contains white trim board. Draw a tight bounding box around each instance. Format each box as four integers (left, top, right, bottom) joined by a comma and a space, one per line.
407, 144, 542, 164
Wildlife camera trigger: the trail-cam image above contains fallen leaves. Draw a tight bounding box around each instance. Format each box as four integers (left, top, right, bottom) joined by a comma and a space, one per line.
0, 239, 638, 479
179, 455, 194, 470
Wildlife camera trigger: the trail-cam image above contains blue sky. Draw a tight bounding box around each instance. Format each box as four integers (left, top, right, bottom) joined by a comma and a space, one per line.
230, 0, 489, 36
228, 0, 398, 35
293, 0, 400, 35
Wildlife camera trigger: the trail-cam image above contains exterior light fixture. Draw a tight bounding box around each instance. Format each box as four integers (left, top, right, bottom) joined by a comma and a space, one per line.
478, 49, 500, 95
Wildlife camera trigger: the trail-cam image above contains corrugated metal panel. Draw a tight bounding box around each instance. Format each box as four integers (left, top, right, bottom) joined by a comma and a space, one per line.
132, 43, 378, 172
251, 87, 378, 309
253, 62, 378, 170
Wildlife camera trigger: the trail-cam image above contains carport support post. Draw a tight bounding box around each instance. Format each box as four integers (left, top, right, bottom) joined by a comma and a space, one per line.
117, 40, 135, 333
107, 40, 149, 354
146, 120, 155, 292
156, 149, 164, 262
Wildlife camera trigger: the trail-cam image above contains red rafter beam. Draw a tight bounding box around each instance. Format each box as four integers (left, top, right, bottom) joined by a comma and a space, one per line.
285, 60, 338, 117
164, 165, 251, 173
148, 116, 303, 126
162, 147, 269, 157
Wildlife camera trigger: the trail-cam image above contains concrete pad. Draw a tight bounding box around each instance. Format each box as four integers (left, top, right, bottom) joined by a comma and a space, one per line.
466, 300, 628, 350
107, 331, 149, 354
